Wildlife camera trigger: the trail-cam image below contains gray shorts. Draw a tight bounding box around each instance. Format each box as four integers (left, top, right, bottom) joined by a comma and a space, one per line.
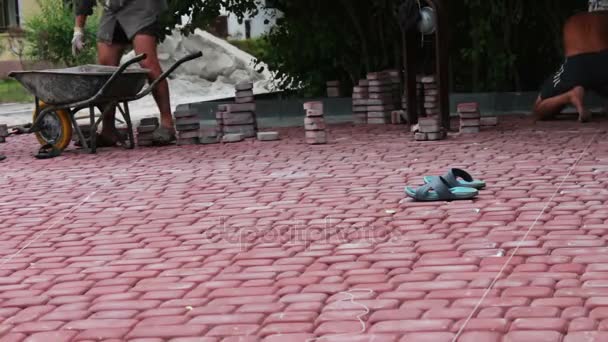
99, 20, 161, 45
96, 0, 166, 44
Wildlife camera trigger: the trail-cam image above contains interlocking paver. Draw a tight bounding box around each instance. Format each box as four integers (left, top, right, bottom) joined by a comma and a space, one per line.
2, 117, 608, 340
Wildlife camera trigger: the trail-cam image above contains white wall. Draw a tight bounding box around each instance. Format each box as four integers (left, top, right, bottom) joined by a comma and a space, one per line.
589, 0, 608, 11
221, 6, 281, 40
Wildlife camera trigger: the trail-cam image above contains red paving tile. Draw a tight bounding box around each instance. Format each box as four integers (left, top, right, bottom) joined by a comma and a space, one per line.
1, 115, 608, 340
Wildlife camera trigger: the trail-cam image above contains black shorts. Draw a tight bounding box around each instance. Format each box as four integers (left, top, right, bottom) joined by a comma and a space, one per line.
540, 49, 608, 99
111, 21, 161, 44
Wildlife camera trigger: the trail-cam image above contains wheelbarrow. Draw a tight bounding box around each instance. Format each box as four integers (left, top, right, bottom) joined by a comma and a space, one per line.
8, 51, 203, 154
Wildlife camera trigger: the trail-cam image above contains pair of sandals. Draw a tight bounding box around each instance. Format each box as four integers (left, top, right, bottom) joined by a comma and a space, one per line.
405, 168, 486, 201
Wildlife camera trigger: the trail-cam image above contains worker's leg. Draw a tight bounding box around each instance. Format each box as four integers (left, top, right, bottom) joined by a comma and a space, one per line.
535, 56, 591, 122
132, 34, 174, 133
533, 86, 589, 122
97, 41, 126, 140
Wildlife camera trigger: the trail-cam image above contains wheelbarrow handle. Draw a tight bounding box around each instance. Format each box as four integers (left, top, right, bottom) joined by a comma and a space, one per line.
94, 53, 148, 100
49, 53, 149, 113
130, 51, 203, 101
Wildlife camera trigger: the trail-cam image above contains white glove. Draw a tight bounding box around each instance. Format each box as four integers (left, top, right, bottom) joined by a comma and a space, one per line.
72, 27, 85, 56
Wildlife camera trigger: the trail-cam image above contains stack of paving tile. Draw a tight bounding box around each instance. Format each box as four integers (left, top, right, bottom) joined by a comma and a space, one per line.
414, 117, 446, 141
458, 102, 481, 134
217, 82, 258, 138
199, 125, 220, 145
0, 124, 8, 143
327, 81, 341, 98
352, 80, 369, 124
216, 104, 227, 137
235, 82, 255, 104
221, 103, 257, 138
137, 117, 159, 147
420, 75, 439, 118
304, 101, 327, 144
366, 71, 394, 124
175, 109, 201, 145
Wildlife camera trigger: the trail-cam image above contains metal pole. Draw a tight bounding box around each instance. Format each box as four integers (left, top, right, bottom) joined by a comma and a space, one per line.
429, 0, 450, 130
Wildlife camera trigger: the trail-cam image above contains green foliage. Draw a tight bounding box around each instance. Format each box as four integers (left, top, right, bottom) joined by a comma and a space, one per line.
24, 0, 100, 66
451, 0, 585, 91
256, 0, 587, 95
228, 37, 271, 59
255, 0, 404, 96
0, 79, 34, 103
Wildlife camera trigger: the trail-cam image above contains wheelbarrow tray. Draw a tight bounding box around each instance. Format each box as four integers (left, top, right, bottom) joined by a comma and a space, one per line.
9, 65, 150, 106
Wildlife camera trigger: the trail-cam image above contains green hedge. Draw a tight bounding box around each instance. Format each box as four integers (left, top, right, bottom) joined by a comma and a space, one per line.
24, 0, 100, 67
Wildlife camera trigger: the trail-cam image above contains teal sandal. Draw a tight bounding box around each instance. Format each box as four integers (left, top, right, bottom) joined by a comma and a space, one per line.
423, 168, 486, 190
35, 143, 62, 160
406, 176, 479, 202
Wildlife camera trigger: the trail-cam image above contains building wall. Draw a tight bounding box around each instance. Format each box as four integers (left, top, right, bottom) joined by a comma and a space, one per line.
221, 6, 281, 40
19, 0, 40, 24
1, 0, 40, 62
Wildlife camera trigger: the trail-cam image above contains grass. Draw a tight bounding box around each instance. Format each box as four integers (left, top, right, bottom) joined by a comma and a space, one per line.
0, 79, 33, 104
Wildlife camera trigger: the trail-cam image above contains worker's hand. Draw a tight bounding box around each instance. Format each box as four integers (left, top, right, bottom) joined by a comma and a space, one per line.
71, 27, 85, 56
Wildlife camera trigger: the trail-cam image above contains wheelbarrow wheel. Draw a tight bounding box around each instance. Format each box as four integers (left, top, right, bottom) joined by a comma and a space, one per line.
33, 101, 72, 151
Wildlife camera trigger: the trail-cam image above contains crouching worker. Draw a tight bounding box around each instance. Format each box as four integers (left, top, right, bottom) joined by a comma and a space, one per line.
72, 0, 176, 145
534, 11, 608, 122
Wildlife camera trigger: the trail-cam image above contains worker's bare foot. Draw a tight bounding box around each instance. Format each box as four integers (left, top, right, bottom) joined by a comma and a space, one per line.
570, 86, 590, 122
579, 109, 592, 123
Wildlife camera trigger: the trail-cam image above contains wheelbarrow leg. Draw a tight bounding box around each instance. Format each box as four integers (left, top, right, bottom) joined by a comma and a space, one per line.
122, 102, 135, 149
70, 109, 89, 151
89, 105, 97, 154
114, 103, 134, 149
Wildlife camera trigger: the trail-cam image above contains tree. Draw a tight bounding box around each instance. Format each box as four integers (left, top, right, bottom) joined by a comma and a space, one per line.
26, 0, 589, 93
161, 0, 259, 39
248, 0, 405, 96
254, 0, 587, 95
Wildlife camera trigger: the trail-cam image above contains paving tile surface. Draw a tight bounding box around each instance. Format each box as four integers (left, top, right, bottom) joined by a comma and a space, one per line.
0, 115, 608, 341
